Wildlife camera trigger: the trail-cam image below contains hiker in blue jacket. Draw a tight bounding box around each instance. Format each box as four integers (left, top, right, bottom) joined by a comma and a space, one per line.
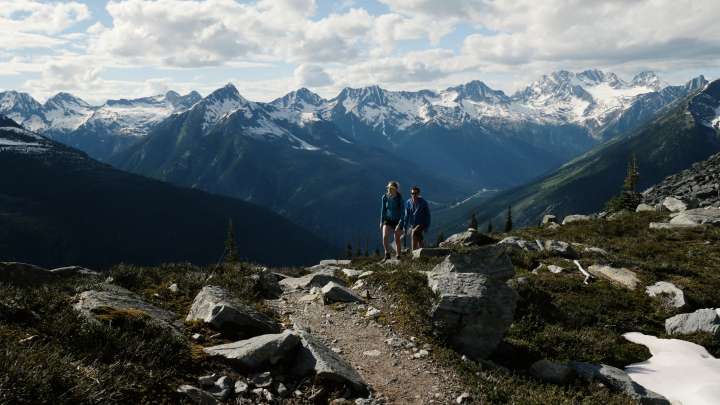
380, 181, 404, 260
402, 186, 431, 250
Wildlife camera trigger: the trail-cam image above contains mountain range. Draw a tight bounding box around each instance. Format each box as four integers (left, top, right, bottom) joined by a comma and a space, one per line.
1, 70, 709, 243
0, 115, 336, 268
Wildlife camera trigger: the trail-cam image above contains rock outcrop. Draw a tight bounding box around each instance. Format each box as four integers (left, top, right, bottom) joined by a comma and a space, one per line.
412, 248, 451, 259
203, 330, 300, 370
642, 153, 720, 209
665, 308, 720, 336
321, 281, 364, 304
645, 282, 685, 309
562, 214, 591, 225
279, 268, 346, 292
0, 262, 55, 285
439, 229, 496, 248
669, 207, 720, 226
572, 362, 670, 404
427, 245, 517, 359
186, 286, 280, 337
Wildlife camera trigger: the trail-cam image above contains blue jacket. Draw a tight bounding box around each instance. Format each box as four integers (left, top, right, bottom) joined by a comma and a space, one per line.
381, 193, 404, 223
402, 197, 431, 230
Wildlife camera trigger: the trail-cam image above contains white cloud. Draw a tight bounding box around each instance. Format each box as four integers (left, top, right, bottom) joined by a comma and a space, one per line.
293, 64, 333, 87
0, 1, 90, 34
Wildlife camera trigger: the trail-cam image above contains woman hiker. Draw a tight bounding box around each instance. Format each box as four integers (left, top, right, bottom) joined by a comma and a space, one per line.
380, 181, 404, 260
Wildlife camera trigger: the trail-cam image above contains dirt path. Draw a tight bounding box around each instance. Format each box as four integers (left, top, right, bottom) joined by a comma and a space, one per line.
269, 289, 465, 404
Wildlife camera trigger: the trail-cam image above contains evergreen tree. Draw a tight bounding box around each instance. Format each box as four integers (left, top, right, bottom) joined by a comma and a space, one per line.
346, 243, 353, 258
224, 218, 238, 263
487, 221, 493, 234
374, 248, 380, 257
468, 213, 478, 230
356, 246, 362, 257
504, 206, 513, 232
623, 154, 640, 192
435, 232, 446, 247
606, 154, 642, 212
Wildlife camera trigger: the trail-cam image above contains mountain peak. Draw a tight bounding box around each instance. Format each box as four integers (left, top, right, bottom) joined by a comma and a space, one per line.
206, 83, 244, 103
44, 92, 90, 108
446, 80, 509, 103
632, 71, 664, 89
0, 114, 21, 128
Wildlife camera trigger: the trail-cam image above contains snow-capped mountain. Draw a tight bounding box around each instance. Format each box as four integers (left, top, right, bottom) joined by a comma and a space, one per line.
0, 91, 47, 132
42, 92, 95, 132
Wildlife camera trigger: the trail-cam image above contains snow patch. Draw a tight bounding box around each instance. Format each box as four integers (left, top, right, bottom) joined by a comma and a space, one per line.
624, 332, 720, 405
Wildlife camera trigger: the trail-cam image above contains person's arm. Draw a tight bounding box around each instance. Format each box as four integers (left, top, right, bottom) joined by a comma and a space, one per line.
400, 200, 409, 230
380, 195, 387, 224
420, 199, 431, 228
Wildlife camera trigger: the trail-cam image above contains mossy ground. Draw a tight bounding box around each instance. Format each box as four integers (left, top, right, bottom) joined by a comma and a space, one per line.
351, 211, 720, 403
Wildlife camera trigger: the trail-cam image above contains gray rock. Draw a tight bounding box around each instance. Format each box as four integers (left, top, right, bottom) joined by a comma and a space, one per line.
177, 385, 219, 405
542, 240, 578, 258
198, 374, 217, 388
547, 265, 564, 274
497, 236, 541, 252
322, 281, 364, 304
529, 359, 574, 384
358, 271, 375, 279
276, 382, 289, 397
49, 266, 100, 277
203, 330, 300, 370
234, 380, 249, 394
341, 268, 363, 278
649, 222, 702, 230
542, 214, 558, 225
662, 197, 687, 213
168, 283, 179, 293
636, 203, 656, 212
279, 268, 346, 292
427, 246, 517, 359
587, 265, 640, 290
572, 362, 670, 404
646, 282, 685, 309
439, 229, 496, 248
0, 262, 54, 285
186, 286, 280, 337
670, 207, 720, 226
249, 371, 273, 388
665, 308, 720, 336
412, 248, 452, 259
320, 259, 352, 266
74, 285, 180, 330
562, 214, 591, 225
252, 268, 284, 298
292, 329, 369, 396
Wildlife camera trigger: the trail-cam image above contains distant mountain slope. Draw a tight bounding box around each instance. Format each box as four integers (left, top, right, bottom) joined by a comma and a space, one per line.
0, 116, 336, 268
436, 79, 720, 232
112, 84, 467, 245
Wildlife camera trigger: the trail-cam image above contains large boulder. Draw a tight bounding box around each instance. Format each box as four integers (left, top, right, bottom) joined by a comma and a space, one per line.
412, 248, 452, 259
74, 284, 180, 330
562, 214, 591, 225
636, 203, 656, 213
497, 236, 542, 253
292, 329, 369, 396
665, 308, 720, 336
669, 207, 720, 226
661, 197, 688, 213
251, 268, 283, 298
572, 362, 669, 404
279, 268, 346, 292
321, 282, 364, 304
186, 286, 280, 337
0, 262, 54, 285
645, 282, 685, 309
203, 330, 300, 370
529, 360, 574, 384
542, 240, 578, 258
541, 214, 558, 225
427, 246, 517, 359
587, 265, 640, 290
439, 229, 496, 248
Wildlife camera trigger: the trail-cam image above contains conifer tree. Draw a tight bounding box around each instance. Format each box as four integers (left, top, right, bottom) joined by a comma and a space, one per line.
623, 154, 640, 192
468, 213, 478, 230
487, 221, 493, 234
504, 206, 513, 233
224, 219, 238, 263
436, 232, 446, 247
346, 243, 353, 258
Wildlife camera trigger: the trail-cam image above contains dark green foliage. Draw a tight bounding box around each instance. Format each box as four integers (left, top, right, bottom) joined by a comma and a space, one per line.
487, 221, 493, 234
435, 232, 445, 247
505, 206, 513, 232
346, 243, 353, 258
224, 218, 238, 263
469, 213, 478, 230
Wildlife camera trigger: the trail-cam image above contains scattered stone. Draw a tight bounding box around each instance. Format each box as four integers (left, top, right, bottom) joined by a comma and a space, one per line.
320, 259, 352, 266
198, 374, 217, 388
413, 349, 429, 359
412, 248, 451, 259
276, 382, 289, 397
73, 284, 180, 331
529, 360, 574, 384
18, 335, 38, 344
456, 392, 471, 403
439, 229, 496, 248
543, 240, 578, 258
234, 380, 249, 394
497, 236, 541, 252
249, 371, 273, 388
292, 329, 369, 396
351, 280, 366, 290
341, 268, 363, 278
363, 349, 381, 357
186, 286, 280, 337
168, 283, 179, 293
547, 265, 564, 274
665, 308, 720, 336
0, 262, 54, 285
646, 282, 686, 309
192, 333, 204, 342
427, 246, 517, 359
49, 266, 100, 277
279, 268, 346, 292
203, 330, 300, 370
322, 281, 365, 304
358, 271, 375, 279
562, 214, 591, 225
587, 265, 640, 290
662, 197, 687, 213
636, 203, 656, 212
177, 385, 218, 405
546, 222, 561, 230
582, 246, 609, 256
542, 214, 558, 225
669, 207, 720, 226
572, 362, 670, 404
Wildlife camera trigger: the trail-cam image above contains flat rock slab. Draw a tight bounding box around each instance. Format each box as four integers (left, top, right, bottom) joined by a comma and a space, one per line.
340, 268, 363, 278
562, 214, 591, 225
322, 281, 364, 304
497, 237, 542, 252
319, 259, 352, 266
665, 308, 720, 336
186, 286, 280, 337
572, 362, 670, 404
279, 268, 346, 292
203, 330, 300, 370
412, 248, 451, 259
646, 281, 685, 309
292, 329, 369, 396
433, 245, 515, 280
670, 208, 720, 226
74, 284, 180, 330
0, 262, 54, 285
636, 204, 656, 212
587, 265, 640, 290
542, 240, 578, 258
439, 230, 496, 248
662, 197, 687, 213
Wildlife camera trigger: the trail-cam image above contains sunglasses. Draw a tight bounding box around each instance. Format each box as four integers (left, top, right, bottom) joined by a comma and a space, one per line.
411, 192, 418, 195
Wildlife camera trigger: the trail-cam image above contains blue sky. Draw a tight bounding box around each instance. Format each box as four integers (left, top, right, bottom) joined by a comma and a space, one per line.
1, 0, 719, 104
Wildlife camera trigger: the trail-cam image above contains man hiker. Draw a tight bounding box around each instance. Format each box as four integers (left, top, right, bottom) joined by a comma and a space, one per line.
402, 186, 431, 250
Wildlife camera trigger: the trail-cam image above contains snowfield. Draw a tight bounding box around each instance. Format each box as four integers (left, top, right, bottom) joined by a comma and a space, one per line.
624, 332, 720, 405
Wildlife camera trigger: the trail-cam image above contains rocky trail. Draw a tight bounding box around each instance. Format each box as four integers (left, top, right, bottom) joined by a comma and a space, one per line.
270, 286, 465, 404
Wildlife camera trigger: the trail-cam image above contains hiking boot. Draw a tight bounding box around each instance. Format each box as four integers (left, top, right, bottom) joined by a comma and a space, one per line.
383, 252, 391, 260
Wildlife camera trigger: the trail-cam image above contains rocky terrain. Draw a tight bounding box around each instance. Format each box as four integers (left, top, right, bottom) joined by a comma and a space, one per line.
642, 152, 720, 208
2, 205, 719, 404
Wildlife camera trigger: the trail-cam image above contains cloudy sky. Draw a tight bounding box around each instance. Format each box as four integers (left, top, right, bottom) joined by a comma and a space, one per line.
2, 0, 719, 104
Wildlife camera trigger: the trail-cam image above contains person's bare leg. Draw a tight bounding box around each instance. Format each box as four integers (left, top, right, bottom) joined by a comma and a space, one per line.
394, 228, 402, 258
411, 228, 419, 250
382, 225, 391, 258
